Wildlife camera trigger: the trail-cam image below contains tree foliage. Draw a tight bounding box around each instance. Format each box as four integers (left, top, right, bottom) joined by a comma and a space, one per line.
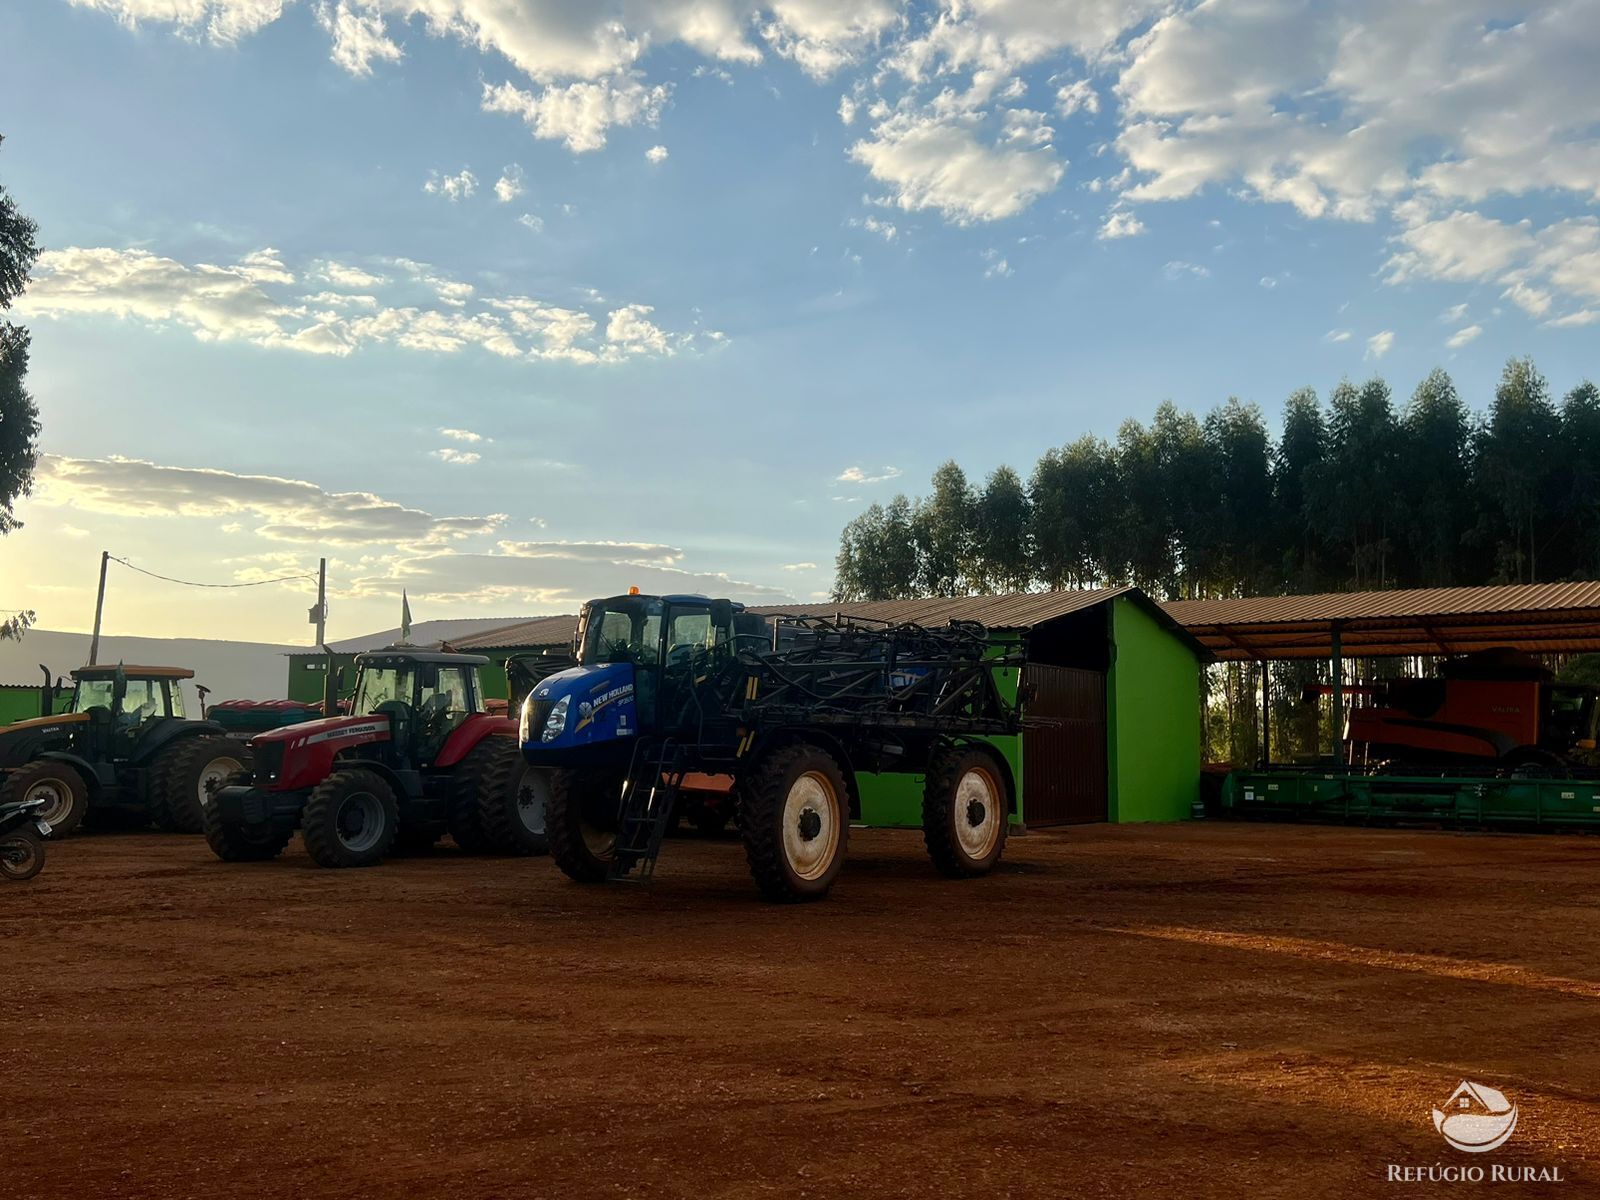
833, 359, 1600, 604
1, 132, 42, 641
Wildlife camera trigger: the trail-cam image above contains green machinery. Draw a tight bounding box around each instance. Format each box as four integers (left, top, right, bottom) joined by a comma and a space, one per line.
1222, 768, 1600, 830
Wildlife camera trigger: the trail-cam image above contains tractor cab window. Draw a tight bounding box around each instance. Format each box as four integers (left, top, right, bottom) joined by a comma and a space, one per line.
166, 682, 186, 719
121, 678, 163, 724
1545, 686, 1596, 748
71, 678, 116, 714
354, 665, 418, 716
417, 665, 473, 754
580, 598, 664, 668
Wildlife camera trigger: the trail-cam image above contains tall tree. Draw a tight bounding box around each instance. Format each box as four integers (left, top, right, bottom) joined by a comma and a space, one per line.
833, 495, 920, 601
1, 134, 41, 642
1558, 381, 1600, 578
913, 461, 974, 596
1274, 387, 1328, 590
972, 465, 1032, 593
1202, 398, 1274, 596
1476, 357, 1561, 582
1319, 377, 1400, 588
1029, 435, 1118, 589
1397, 368, 1472, 586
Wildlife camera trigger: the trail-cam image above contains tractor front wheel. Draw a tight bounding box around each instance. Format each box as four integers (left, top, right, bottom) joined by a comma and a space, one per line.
301, 769, 398, 868
1, 760, 89, 837
0, 830, 45, 881
545, 768, 620, 882
203, 801, 294, 863
922, 745, 1010, 878
739, 744, 849, 903
155, 737, 252, 833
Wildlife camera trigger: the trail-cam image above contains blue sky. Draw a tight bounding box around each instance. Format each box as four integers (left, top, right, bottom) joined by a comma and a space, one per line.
3, 0, 1598, 643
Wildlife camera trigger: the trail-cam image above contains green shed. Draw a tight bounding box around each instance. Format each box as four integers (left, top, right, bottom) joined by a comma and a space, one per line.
757, 588, 1209, 829
440, 614, 582, 706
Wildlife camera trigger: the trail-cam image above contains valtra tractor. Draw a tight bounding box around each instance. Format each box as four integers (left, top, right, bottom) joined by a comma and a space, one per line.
0, 664, 251, 835
1343, 648, 1600, 773
206, 648, 545, 867
521, 592, 1023, 902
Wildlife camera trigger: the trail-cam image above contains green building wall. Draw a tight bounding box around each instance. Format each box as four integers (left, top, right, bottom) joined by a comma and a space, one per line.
1106, 598, 1202, 821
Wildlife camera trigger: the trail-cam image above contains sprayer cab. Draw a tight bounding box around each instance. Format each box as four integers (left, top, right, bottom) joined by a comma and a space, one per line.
519, 593, 766, 765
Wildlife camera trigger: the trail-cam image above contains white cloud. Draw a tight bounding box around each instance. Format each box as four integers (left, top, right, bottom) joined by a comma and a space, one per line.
424, 168, 477, 201
433, 448, 482, 465
1439, 302, 1469, 323
1055, 79, 1100, 117
1366, 330, 1395, 359
33, 455, 505, 546
313, 260, 385, 289
1163, 260, 1208, 280
516, 212, 545, 233
983, 251, 1013, 279
760, 0, 898, 79
20, 245, 717, 366
838, 94, 858, 124
645, 144, 669, 164
1446, 324, 1482, 348
315, 0, 401, 75
850, 109, 1064, 224
1324, 329, 1352, 343
482, 77, 670, 153
1098, 210, 1144, 239
782, 561, 817, 571
494, 164, 526, 203
70, 0, 286, 43
836, 465, 901, 484
439, 428, 483, 443
847, 215, 898, 242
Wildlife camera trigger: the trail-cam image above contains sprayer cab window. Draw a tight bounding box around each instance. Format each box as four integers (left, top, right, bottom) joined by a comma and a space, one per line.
581, 597, 664, 668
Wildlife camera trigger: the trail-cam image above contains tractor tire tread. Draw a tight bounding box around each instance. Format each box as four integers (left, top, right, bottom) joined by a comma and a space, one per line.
739, 743, 849, 903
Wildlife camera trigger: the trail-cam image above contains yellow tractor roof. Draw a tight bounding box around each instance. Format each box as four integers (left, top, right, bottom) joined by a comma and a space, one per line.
71, 665, 195, 680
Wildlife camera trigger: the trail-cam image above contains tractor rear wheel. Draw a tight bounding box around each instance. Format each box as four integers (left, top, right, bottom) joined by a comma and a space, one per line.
466, 738, 548, 855
302, 769, 398, 868
202, 799, 294, 863
1, 760, 89, 837
922, 744, 1010, 878
739, 744, 849, 902
545, 768, 620, 882
154, 737, 251, 834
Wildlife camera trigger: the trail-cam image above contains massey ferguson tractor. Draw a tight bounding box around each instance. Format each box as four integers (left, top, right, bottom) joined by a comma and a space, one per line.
0, 664, 251, 835
1343, 648, 1600, 773
521, 592, 1022, 902
206, 648, 544, 867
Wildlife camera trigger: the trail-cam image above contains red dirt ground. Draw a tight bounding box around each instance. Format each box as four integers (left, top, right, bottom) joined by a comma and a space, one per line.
5, 821, 1598, 1198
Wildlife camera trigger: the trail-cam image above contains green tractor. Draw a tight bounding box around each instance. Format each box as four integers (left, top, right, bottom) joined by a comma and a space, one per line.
0, 664, 251, 836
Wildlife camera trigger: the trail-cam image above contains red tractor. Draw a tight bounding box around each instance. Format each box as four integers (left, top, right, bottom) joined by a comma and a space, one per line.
205, 649, 546, 867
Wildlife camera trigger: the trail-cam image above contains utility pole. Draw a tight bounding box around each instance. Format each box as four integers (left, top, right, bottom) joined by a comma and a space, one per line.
88, 550, 109, 666
311, 557, 327, 646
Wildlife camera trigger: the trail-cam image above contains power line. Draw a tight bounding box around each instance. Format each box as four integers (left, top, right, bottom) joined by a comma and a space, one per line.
108, 555, 317, 590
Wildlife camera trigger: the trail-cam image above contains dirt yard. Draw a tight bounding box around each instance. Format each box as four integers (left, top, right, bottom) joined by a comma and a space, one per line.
5, 820, 1598, 1198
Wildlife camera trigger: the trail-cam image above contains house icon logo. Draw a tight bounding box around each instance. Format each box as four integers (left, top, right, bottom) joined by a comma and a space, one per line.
1433, 1081, 1519, 1153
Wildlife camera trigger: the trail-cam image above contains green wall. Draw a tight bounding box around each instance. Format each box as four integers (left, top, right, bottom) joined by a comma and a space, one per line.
1106, 598, 1202, 822
855, 639, 1024, 829
0, 685, 66, 725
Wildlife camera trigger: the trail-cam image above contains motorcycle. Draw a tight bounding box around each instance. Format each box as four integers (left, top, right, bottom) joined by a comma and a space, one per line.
0, 797, 52, 882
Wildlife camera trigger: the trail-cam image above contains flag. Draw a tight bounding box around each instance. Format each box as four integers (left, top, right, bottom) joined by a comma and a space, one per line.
401, 591, 412, 642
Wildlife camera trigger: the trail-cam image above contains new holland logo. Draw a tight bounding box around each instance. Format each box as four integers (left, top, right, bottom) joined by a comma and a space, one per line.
1433, 1080, 1518, 1153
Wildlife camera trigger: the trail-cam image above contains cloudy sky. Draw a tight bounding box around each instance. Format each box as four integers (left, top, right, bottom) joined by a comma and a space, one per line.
2, 0, 1598, 645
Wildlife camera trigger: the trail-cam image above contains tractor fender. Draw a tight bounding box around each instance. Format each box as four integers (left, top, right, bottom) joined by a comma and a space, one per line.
130, 719, 228, 768
325, 757, 422, 802
434, 715, 517, 769
37, 749, 115, 792
744, 727, 862, 819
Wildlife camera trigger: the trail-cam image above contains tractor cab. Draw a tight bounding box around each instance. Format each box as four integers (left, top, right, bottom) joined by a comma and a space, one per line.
67, 665, 193, 759
522, 593, 765, 763
347, 650, 488, 766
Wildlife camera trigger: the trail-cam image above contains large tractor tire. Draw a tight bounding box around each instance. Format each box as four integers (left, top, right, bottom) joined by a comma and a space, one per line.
1, 759, 90, 837
739, 743, 849, 903
922, 744, 1010, 878
545, 768, 621, 882
471, 740, 549, 856
202, 799, 295, 863
153, 737, 252, 834
301, 769, 398, 868
446, 752, 497, 854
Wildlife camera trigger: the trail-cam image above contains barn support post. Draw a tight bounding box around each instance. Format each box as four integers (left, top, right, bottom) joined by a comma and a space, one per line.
1259, 658, 1270, 766
1331, 625, 1345, 765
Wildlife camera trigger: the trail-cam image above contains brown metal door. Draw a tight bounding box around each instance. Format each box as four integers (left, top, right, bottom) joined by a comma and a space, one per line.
1023, 664, 1107, 825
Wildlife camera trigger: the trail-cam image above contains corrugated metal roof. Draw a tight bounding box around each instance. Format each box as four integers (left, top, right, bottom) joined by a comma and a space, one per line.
1163, 582, 1600, 660
445, 614, 580, 651
749, 587, 1137, 630
290, 617, 533, 655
